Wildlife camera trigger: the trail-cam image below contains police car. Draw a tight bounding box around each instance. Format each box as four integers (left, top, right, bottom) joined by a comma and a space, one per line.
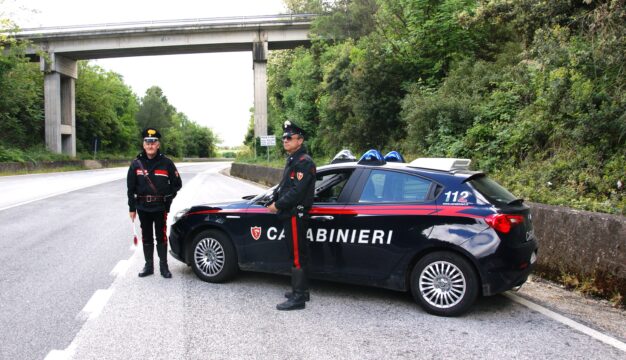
169, 150, 538, 316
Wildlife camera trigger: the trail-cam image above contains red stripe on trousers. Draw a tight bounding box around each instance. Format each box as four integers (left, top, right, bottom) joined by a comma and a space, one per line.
291, 216, 300, 269
162, 212, 168, 244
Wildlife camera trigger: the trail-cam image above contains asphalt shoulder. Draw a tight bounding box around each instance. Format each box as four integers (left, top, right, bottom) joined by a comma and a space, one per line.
516, 276, 626, 343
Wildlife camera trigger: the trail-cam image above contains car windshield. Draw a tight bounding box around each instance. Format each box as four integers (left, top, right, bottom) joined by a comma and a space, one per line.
249, 185, 277, 205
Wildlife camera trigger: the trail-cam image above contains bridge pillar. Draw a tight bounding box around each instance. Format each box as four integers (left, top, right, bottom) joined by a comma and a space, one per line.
41, 54, 77, 157
253, 34, 268, 137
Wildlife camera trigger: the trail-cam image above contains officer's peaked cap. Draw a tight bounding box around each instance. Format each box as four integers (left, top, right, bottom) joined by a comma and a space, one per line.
142, 127, 161, 140
282, 120, 305, 138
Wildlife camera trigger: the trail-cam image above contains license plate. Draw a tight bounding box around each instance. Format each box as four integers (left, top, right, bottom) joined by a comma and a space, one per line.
530, 251, 537, 264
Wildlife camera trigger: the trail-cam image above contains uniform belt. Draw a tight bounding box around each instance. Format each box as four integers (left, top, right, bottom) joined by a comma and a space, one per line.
138, 195, 165, 203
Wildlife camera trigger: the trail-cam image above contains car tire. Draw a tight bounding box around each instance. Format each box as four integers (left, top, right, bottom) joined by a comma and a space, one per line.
410, 251, 479, 317
189, 230, 238, 283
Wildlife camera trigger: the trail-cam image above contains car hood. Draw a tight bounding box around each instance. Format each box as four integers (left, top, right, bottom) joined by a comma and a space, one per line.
187, 200, 250, 213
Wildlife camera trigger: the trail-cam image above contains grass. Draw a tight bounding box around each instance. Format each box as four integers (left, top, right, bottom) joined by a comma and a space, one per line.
0, 165, 88, 177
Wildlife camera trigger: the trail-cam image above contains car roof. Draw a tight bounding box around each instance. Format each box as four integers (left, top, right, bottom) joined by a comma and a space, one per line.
318, 160, 483, 183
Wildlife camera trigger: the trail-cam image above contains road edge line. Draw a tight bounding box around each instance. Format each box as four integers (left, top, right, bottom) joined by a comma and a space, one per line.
504, 291, 626, 352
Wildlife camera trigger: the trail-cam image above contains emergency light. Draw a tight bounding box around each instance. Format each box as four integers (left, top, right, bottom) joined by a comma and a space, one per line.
357, 149, 386, 165
383, 151, 405, 163
331, 149, 357, 164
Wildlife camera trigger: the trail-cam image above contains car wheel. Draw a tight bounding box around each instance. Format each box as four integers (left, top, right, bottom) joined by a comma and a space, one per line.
410, 251, 478, 317
189, 230, 237, 283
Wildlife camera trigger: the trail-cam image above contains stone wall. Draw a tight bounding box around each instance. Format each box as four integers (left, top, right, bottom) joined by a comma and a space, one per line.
230, 163, 626, 289
529, 203, 625, 280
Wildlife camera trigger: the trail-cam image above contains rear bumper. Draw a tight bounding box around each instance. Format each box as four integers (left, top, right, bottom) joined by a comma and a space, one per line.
480, 241, 538, 296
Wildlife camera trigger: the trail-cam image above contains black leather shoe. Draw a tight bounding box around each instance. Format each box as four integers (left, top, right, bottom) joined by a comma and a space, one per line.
284, 291, 310, 301
276, 293, 307, 311
138, 264, 154, 277
160, 263, 172, 278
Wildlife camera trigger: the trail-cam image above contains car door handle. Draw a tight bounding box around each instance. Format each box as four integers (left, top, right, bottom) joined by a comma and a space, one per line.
311, 215, 334, 221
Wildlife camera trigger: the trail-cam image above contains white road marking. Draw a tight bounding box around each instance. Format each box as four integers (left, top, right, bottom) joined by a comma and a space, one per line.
44, 342, 77, 360
76, 289, 114, 322
504, 292, 626, 352
110, 260, 131, 277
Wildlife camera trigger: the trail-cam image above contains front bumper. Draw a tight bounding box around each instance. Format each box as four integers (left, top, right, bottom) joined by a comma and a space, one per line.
168, 222, 186, 264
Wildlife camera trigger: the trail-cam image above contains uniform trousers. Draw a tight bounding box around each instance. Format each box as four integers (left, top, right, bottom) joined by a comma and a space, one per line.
283, 215, 310, 277
138, 209, 168, 263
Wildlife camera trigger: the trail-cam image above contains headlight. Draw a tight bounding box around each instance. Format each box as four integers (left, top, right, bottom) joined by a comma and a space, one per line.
173, 208, 190, 222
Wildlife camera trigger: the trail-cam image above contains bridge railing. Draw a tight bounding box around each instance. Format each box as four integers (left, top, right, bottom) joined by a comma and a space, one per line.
15, 13, 317, 37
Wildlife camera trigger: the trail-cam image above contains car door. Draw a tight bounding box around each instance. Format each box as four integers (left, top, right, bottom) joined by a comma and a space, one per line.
238, 186, 290, 274
332, 168, 438, 283
307, 167, 361, 278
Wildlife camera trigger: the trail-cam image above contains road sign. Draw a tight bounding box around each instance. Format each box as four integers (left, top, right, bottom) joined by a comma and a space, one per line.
260, 135, 276, 146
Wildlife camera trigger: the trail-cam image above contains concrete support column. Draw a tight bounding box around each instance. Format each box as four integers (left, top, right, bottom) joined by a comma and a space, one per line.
253, 33, 268, 137
41, 54, 77, 156
44, 72, 62, 154
61, 77, 76, 156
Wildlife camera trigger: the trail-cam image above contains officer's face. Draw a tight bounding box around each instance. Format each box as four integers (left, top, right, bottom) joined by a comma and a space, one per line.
282, 135, 303, 154
143, 140, 160, 158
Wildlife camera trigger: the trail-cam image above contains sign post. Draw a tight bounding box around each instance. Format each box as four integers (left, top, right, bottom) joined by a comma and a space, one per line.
260, 135, 276, 162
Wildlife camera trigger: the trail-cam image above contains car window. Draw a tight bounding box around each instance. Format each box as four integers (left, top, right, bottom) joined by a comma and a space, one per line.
359, 170, 431, 203
314, 170, 353, 203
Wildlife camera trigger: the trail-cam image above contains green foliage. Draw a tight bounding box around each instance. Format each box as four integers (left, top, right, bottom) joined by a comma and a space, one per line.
135, 87, 218, 158
263, 0, 625, 215
0, 143, 70, 162
0, 16, 44, 149
75, 62, 139, 155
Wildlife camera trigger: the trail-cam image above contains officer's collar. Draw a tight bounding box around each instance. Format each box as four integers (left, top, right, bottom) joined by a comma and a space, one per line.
288, 145, 307, 160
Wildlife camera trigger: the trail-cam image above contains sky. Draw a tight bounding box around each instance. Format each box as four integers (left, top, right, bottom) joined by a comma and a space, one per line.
2, 0, 288, 146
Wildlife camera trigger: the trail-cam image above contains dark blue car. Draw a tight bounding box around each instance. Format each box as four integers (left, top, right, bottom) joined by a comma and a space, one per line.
169, 151, 538, 316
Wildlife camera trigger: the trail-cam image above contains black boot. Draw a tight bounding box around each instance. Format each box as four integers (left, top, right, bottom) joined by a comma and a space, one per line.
138, 244, 154, 277
157, 243, 172, 278
277, 268, 308, 311
284, 291, 310, 301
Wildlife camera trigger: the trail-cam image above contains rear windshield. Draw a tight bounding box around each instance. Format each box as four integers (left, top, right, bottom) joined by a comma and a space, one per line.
467, 175, 518, 206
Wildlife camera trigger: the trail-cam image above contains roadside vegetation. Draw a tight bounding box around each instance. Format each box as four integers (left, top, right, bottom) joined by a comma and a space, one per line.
0, 8, 218, 164
241, 0, 625, 217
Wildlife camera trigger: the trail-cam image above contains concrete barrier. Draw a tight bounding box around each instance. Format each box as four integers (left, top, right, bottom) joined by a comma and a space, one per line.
230, 162, 626, 300
0, 159, 131, 173
230, 163, 282, 187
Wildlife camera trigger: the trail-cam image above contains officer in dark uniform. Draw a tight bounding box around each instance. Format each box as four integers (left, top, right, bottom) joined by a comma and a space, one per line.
268, 121, 316, 310
127, 128, 182, 278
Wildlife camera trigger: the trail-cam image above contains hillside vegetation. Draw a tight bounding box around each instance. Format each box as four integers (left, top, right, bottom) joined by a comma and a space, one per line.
249, 0, 625, 215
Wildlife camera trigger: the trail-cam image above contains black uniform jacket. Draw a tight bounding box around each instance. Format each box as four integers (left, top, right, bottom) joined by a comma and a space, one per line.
274, 146, 316, 220
127, 151, 182, 212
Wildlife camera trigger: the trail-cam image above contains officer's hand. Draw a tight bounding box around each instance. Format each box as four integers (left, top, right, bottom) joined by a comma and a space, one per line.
267, 202, 278, 213
129, 211, 136, 221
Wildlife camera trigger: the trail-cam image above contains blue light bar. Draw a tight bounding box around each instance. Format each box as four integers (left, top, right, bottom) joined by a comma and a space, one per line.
357, 149, 386, 165
384, 151, 405, 163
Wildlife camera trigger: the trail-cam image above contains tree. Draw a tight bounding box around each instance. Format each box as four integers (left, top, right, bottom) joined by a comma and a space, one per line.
75, 62, 139, 154
0, 11, 44, 149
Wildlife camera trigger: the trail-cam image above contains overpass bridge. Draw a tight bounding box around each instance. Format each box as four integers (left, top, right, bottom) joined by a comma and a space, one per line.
14, 14, 313, 156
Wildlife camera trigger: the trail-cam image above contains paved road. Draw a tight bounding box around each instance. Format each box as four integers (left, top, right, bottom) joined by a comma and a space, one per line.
1, 162, 624, 360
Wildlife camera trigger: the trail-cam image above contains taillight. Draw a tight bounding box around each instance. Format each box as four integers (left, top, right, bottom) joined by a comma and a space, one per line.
485, 214, 524, 234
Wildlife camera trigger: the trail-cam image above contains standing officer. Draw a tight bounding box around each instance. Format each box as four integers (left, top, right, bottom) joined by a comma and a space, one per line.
127, 128, 182, 278
268, 121, 316, 311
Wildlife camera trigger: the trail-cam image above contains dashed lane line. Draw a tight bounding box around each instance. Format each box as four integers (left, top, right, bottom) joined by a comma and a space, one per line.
44, 253, 136, 360
504, 292, 626, 353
